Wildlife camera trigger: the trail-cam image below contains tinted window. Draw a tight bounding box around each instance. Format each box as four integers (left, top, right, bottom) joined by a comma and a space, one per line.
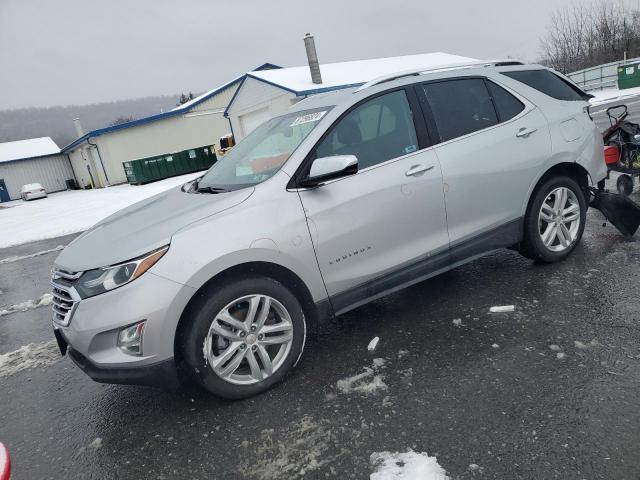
502, 70, 589, 101
486, 80, 525, 122
422, 79, 498, 143
315, 90, 419, 170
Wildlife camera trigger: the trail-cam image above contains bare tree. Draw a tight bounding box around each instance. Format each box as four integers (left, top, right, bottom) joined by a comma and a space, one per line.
109, 115, 136, 126
176, 92, 195, 106
540, 1, 640, 73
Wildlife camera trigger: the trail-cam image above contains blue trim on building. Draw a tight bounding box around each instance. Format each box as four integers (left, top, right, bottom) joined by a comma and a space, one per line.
62, 63, 281, 153
223, 76, 249, 118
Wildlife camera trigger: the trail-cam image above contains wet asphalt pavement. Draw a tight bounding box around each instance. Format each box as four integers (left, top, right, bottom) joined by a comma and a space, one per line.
2, 106, 640, 479
1, 193, 639, 480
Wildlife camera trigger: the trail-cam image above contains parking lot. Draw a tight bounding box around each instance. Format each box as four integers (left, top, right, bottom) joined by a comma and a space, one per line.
1, 180, 639, 479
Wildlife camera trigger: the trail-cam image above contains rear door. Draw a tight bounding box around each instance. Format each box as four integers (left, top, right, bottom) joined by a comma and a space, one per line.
296, 88, 449, 313
416, 77, 551, 261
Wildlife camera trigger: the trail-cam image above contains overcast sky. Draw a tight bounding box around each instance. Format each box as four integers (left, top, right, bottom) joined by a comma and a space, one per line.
0, 0, 604, 110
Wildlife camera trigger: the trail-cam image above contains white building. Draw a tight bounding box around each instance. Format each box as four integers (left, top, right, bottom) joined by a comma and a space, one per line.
0, 137, 74, 202
63, 63, 279, 188
225, 51, 477, 141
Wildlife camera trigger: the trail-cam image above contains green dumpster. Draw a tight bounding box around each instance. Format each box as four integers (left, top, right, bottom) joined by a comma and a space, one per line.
618, 63, 640, 90
122, 146, 217, 185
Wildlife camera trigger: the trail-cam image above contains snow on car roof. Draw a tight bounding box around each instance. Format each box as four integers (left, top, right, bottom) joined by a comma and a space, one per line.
0, 137, 60, 163
248, 52, 478, 95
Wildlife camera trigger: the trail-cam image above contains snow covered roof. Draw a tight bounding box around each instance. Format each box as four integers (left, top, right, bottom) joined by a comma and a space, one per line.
0, 137, 61, 163
247, 52, 478, 96
62, 63, 280, 153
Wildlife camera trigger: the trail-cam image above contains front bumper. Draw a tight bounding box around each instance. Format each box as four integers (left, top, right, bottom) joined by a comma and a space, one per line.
52, 270, 195, 386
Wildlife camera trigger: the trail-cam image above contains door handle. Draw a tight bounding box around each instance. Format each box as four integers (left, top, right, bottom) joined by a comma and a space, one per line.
516, 127, 537, 138
405, 164, 434, 176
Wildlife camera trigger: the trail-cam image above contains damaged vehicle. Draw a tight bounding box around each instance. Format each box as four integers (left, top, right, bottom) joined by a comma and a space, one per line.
51, 61, 606, 399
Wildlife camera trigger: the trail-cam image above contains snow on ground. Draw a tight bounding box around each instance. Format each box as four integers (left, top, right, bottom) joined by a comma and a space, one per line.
0, 340, 60, 378
589, 86, 640, 106
0, 172, 202, 248
0, 245, 64, 265
0, 293, 52, 317
370, 451, 448, 480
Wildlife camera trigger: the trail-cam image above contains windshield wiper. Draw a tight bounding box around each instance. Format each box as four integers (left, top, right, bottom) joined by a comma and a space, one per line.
197, 186, 229, 194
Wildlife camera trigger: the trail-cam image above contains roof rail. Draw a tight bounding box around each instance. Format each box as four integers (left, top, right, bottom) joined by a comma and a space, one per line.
354, 59, 525, 92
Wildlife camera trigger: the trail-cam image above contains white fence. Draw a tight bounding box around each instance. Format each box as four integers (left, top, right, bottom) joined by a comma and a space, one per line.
567, 57, 640, 91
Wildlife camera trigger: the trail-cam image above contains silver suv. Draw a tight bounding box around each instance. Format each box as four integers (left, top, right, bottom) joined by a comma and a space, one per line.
52, 62, 606, 398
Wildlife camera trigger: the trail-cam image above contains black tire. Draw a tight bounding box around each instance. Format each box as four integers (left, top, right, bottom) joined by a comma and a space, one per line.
179, 275, 306, 399
617, 174, 634, 196
520, 175, 587, 263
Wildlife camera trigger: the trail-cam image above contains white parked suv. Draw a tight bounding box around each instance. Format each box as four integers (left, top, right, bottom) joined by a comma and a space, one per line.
52, 61, 606, 398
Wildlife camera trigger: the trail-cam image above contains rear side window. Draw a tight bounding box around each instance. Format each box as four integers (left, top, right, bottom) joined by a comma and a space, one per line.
422, 78, 498, 143
502, 70, 589, 101
486, 81, 525, 122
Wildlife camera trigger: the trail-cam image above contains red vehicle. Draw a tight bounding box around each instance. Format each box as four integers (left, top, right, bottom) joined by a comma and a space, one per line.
0, 442, 10, 480
602, 104, 640, 195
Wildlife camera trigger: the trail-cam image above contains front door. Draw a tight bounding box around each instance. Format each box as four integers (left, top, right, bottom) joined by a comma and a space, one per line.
417, 77, 551, 260
296, 89, 450, 314
0, 179, 10, 202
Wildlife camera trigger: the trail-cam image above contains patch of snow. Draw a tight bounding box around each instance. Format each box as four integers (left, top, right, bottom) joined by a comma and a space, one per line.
468, 463, 481, 471
397, 350, 409, 359
251, 52, 478, 94
337, 367, 387, 395
0, 245, 64, 265
549, 344, 562, 352
489, 305, 515, 313
0, 172, 202, 248
373, 358, 386, 368
452, 318, 463, 327
238, 415, 341, 480
0, 340, 60, 377
370, 450, 448, 480
491, 343, 500, 349
0, 137, 59, 163
88, 438, 103, 450
556, 352, 566, 360
589, 86, 640, 107
0, 293, 53, 317
368, 336, 380, 352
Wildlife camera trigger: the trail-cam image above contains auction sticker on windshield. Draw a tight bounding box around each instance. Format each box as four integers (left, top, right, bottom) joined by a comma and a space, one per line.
290, 111, 327, 127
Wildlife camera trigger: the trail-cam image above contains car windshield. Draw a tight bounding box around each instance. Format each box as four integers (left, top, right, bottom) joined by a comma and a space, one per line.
196, 106, 332, 192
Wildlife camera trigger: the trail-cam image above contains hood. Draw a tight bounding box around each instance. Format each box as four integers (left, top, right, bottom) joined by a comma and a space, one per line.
55, 186, 254, 272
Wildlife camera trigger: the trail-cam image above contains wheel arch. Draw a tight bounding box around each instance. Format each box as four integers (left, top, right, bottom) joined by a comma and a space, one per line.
522, 161, 591, 217
173, 261, 326, 361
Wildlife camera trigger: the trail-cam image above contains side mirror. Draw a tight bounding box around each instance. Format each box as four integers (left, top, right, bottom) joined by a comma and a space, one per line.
299, 155, 358, 188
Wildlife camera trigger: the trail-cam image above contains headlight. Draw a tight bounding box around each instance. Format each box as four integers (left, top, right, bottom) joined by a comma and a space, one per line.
75, 246, 168, 298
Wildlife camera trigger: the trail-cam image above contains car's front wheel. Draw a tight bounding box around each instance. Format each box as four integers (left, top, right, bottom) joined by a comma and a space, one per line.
520, 176, 586, 263
179, 276, 306, 399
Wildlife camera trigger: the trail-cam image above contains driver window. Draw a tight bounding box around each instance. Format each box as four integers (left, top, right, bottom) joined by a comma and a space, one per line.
422, 79, 498, 143
315, 90, 419, 170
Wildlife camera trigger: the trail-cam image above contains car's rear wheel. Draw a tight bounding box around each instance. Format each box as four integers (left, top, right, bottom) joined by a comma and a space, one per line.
179, 276, 306, 399
520, 176, 586, 263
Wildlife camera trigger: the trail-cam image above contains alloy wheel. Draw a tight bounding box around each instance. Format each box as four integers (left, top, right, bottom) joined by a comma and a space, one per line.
203, 295, 293, 385
538, 187, 581, 253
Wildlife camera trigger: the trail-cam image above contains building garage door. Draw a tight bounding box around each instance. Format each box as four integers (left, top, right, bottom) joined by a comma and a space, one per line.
239, 107, 270, 138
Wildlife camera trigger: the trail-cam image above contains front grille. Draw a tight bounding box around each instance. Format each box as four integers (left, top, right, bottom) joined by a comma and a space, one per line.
51, 269, 81, 326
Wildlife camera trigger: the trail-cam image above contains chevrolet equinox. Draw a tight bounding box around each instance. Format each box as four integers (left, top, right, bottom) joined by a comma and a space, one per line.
52, 62, 606, 398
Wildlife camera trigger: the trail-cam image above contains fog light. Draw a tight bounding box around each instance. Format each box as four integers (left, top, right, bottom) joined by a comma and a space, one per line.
117, 321, 146, 356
